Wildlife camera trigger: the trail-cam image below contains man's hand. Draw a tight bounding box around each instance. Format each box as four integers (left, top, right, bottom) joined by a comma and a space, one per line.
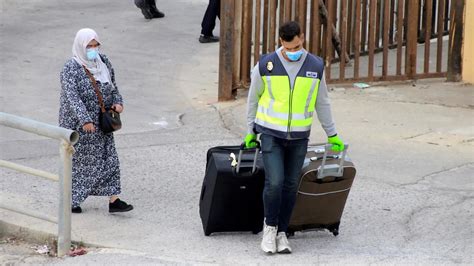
112, 104, 123, 113
244, 133, 257, 149
83, 122, 95, 133
328, 135, 344, 152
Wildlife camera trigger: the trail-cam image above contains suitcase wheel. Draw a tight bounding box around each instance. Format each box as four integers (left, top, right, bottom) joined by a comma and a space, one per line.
204, 231, 211, 236
286, 231, 295, 238
328, 224, 340, 236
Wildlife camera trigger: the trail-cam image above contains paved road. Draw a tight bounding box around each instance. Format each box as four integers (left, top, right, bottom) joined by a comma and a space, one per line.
1, 0, 473, 264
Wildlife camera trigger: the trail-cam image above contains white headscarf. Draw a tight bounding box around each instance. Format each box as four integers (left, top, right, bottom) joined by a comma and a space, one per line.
72, 28, 111, 83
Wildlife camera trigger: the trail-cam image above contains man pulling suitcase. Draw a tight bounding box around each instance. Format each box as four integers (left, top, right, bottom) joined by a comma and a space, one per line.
244, 21, 344, 254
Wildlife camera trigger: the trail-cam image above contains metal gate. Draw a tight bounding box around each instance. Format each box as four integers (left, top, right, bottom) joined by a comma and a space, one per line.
218, 0, 465, 100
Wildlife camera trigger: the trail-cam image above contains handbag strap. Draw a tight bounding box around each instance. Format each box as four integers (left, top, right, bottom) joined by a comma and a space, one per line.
83, 66, 106, 113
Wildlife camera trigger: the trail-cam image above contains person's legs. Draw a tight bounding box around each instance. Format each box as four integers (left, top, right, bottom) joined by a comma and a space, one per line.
110, 195, 119, 203
260, 134, 285, 253
274, 138, 307, 253
200, 0, 220, 36
277, 138, 308, 233
261, 134, 285, 227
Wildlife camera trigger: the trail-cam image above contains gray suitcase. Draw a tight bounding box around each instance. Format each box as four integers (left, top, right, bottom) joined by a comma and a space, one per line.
288, 144, 356, 236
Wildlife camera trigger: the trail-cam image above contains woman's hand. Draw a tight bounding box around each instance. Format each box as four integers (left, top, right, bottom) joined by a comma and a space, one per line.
112, 104, 123, 113
83, 122, 96, 133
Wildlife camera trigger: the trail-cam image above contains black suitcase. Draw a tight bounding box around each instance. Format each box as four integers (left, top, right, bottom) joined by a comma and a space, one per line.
288, 144, 356, 237
199, 145, 265, 236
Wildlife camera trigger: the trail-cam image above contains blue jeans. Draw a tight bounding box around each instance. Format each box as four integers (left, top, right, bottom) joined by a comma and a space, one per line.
260, 133, 308, 233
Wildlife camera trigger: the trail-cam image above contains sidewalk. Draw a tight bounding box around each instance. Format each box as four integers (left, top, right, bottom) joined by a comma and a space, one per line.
1, 0, 473, 264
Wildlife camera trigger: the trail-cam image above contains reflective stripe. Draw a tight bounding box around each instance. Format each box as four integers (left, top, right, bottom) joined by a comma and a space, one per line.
255, 117, 288, 132
304, 78, 318, 117
266, 75, 275, 112
257, 105, 312, 121
257, 105, 289, 120
292, 112, 312, 120
258, 104, 312, 120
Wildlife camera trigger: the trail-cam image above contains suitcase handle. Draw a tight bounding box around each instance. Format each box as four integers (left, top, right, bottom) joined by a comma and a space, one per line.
236, 141, 260, 174
317, 144, 349, 179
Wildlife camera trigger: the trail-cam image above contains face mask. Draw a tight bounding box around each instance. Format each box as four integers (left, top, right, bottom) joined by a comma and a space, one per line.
86, 48, 99, 61
285, 49, 303, 61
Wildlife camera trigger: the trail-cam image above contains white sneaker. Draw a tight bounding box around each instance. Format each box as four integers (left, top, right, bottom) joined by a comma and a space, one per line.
276, 232, 292, 254
261, 224, 277, 253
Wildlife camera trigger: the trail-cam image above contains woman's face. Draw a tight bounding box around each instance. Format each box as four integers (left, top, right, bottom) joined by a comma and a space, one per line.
85, 39, 100, 61
86, 39, 100, 49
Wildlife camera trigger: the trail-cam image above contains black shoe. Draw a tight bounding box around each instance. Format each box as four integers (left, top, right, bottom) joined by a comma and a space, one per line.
140, 7, 153, 19
150, 9, 165, 18
199, 35, 219, 43
72, 206, 82, 213
109, 199, 134, 213
134, 0, 153, 19
149, 1, 165, 19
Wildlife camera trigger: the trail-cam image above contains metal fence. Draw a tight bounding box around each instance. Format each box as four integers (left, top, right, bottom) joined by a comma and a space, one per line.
0, 112, 79, 257
218, 0, 465, 100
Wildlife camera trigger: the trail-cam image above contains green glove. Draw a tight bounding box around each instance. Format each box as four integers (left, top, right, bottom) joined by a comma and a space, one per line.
244, 133, 257, 149
328, 135, 344, 152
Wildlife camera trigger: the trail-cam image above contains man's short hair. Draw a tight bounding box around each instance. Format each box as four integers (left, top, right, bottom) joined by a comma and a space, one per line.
279, 21, 301, 42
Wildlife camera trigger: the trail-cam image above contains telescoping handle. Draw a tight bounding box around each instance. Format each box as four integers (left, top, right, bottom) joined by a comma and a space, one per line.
317, 144, 349, 179
236, 141, 260, 174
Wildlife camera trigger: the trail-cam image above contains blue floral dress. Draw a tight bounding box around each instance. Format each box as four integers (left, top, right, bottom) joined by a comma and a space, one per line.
59, 54, 123, 207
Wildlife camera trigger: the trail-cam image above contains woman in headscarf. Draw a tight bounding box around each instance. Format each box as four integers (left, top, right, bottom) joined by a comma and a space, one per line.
59, 28, 133, 214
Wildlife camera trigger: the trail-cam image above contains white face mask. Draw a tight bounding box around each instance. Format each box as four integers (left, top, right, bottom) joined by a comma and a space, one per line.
86, 48, 99, 61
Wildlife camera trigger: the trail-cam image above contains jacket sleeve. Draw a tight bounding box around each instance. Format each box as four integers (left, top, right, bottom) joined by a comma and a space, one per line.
315, 75, 337, 137
60, 64, 92, 126
246, 62, 264, 134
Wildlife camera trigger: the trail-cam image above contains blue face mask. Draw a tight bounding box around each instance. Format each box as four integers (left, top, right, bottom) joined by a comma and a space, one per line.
285, 49, 303, 61
86, 48, 99, 61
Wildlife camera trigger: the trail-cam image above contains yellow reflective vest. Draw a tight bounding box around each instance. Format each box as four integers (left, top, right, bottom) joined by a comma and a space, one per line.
255, 52, 324, 139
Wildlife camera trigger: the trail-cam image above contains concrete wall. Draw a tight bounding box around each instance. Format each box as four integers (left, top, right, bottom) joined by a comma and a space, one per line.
463, 0, 474, 83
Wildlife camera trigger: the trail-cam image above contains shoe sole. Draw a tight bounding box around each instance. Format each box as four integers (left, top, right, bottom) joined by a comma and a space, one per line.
109, 205, 134, 213
199, 37, 219, 43
277, 248, 291, 254
151, 13, 165, 18
262, 250, 276, 254
261, 245, 276, 254
199, 40, 219, 43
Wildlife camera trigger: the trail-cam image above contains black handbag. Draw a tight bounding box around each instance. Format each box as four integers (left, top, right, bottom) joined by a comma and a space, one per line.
83, 66, 122, 134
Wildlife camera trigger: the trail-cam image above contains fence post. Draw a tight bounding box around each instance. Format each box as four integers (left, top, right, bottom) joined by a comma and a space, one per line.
447, 0, 465, 81
406, 0, 420, 79
57, 140, 73, 257
240, 0, 253, 88
218, 0, 235, 101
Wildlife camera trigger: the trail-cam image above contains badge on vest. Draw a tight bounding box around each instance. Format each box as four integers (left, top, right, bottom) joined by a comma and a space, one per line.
306, 71, 318, 78
267, 61, 274, 72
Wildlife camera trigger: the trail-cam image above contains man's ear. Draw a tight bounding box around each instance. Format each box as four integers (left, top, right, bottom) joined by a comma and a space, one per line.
300, 33, 305, 44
